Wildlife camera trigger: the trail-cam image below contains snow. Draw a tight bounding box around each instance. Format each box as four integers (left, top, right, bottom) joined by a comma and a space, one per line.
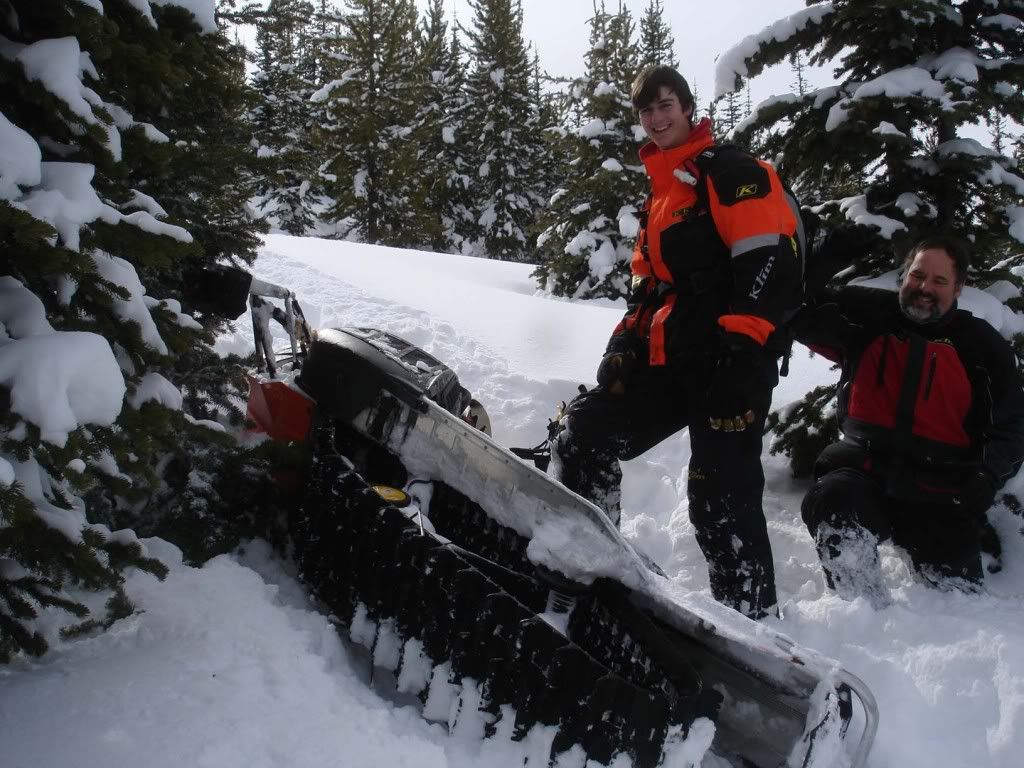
980, 14, 1024, 30
851, 66, 949, 105
0, 276, 54, 339
0, 456, 14, 487
872, 121, 907, 139
0, 111, 41, 200
19, 162, 120, 251
128, 372, 183, 410
91, 250, 169, 354
150, 0, 218, 35
713, 3, 835, 98
6, 37, 103, 125
928, 47, 980, 83
579, 118, 607, 139
837, 195, 908, 240
0, 331, 125, 446
1008, 206, 1024, 245
8, 236, 1024, 767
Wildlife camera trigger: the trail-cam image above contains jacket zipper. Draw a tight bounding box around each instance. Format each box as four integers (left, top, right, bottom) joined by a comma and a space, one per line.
923, 352, 937, 401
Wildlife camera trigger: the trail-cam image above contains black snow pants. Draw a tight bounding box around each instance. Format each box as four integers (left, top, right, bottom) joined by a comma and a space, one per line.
802, 460, 984, 600
551, 352, 780, 619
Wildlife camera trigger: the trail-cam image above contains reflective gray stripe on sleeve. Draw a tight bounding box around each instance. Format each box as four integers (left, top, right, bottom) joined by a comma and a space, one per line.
731, 233, 781, 259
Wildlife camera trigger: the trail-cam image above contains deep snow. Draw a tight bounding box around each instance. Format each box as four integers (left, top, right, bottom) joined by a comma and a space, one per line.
4, 234, 1024, 768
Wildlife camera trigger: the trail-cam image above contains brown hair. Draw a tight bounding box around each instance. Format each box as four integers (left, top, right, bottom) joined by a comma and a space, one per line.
631, 65, 694, 114
903, 237, 970, 286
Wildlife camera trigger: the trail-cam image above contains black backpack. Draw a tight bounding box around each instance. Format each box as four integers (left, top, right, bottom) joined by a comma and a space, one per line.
688, 144, 830, 375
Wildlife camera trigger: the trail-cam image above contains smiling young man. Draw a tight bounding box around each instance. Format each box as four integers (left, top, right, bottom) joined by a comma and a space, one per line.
547, 65, 804, 620
792, 238, 1024, 604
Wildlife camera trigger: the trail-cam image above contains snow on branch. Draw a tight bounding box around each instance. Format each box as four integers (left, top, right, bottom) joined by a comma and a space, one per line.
0, 331, 125, 447
980, 14, 1024, 30
1008, 206, 1024, 245
837, 195, 907, 240
825, 67, 953, 131
150, 0, 218, 35
0, 111, 41, 200
713, 3, 835, 98
3, 37, 104, 126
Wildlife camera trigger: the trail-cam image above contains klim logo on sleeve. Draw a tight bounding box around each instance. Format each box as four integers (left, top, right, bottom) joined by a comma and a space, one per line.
735, 184, 759, 199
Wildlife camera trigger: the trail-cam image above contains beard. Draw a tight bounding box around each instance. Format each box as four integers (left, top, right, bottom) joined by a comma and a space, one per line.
899, 289, 942, 324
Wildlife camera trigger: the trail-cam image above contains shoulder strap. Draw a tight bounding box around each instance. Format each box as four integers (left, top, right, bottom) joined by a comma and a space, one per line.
688, 143, 748, 212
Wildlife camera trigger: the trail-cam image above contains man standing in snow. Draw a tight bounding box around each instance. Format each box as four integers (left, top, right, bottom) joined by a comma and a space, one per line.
549, 65, 804, 620
793, 238, 1024, 604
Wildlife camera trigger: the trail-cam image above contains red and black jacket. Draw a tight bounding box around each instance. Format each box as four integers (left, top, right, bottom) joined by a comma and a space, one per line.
792, 286, 1024, 490
608, 118, 803, 365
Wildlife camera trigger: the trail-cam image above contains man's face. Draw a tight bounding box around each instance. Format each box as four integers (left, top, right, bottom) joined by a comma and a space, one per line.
899, 247, 962, 323
638, 85, 692, 150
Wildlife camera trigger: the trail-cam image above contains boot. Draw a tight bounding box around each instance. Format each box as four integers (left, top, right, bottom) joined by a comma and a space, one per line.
815, 523, 891, 609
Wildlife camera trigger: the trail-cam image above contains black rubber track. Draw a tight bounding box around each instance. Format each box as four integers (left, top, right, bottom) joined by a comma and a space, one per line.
290, 422, 721, 767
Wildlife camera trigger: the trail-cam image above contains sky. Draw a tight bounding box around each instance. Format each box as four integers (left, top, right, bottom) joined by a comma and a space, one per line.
7, 234, 1024, 767
414, 0, 817, 108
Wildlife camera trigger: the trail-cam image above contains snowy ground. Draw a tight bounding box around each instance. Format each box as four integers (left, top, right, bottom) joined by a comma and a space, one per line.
4, 234, 1024, 767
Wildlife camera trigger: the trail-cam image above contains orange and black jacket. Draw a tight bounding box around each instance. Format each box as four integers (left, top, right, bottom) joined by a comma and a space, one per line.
608, 118, 804, 365
791, 286, 1024, 489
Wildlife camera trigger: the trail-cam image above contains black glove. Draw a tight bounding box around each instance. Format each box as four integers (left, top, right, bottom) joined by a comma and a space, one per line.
806, 223, 876, 297
596, 350, 636, 392
954, 468, 997, 519
707, 333, 764, 432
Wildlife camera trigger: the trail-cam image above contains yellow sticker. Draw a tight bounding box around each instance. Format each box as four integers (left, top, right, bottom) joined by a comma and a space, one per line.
371, 485, 411, 506
736, 183, 758, 199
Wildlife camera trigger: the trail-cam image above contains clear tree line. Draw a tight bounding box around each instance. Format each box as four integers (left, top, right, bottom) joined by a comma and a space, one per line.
241, 0, 1023, 301
240, 0, 741, 278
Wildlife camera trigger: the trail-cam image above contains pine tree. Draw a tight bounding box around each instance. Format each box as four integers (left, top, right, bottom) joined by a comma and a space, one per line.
712, 87, 744, 140
0, 0, 204, 659
416, 0, 474, 252
723, 0, 1023, 271
533, 2, 645, 297
251, 0, 322, 235
1, 0, 287, 661
315, 0, 431, 247
462, 0, 539, 261
638, 0, 676, 69
789, 51, 809, 97
716, 0, 1024, 476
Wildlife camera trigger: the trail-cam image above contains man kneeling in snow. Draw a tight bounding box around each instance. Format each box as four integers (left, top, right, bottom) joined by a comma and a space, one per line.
792, 237, 1024, 605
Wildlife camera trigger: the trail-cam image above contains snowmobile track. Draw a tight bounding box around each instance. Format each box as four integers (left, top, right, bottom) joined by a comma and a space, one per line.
291, 422, 719, 768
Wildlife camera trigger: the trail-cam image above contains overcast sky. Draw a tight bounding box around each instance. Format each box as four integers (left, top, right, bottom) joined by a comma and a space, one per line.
414, 0, 819, 110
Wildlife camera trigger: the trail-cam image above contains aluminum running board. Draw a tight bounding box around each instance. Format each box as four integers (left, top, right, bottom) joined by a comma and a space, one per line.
344, 385, 877, 767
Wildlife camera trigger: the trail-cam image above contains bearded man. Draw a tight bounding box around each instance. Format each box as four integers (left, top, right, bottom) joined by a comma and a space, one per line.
792, 238, 1024, 605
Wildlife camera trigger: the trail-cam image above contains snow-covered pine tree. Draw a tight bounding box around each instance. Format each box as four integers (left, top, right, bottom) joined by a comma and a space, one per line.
101, 5, 289, 561
533, 2, 644, 298
415, 0, 474, 253
715, 0, 1024, 476
461, 0, 539, 261
638, 0, 676, 69
251, 0, 322, 235
315, 0, 431, 246
0, 0, 228, 659
527, 46, 571, 232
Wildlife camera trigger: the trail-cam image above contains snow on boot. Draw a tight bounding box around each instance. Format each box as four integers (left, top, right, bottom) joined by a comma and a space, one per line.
815, 523, 891, 609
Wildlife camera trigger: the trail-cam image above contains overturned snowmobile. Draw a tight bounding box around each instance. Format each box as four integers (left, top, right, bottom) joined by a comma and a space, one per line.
244, 281, 878, 768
